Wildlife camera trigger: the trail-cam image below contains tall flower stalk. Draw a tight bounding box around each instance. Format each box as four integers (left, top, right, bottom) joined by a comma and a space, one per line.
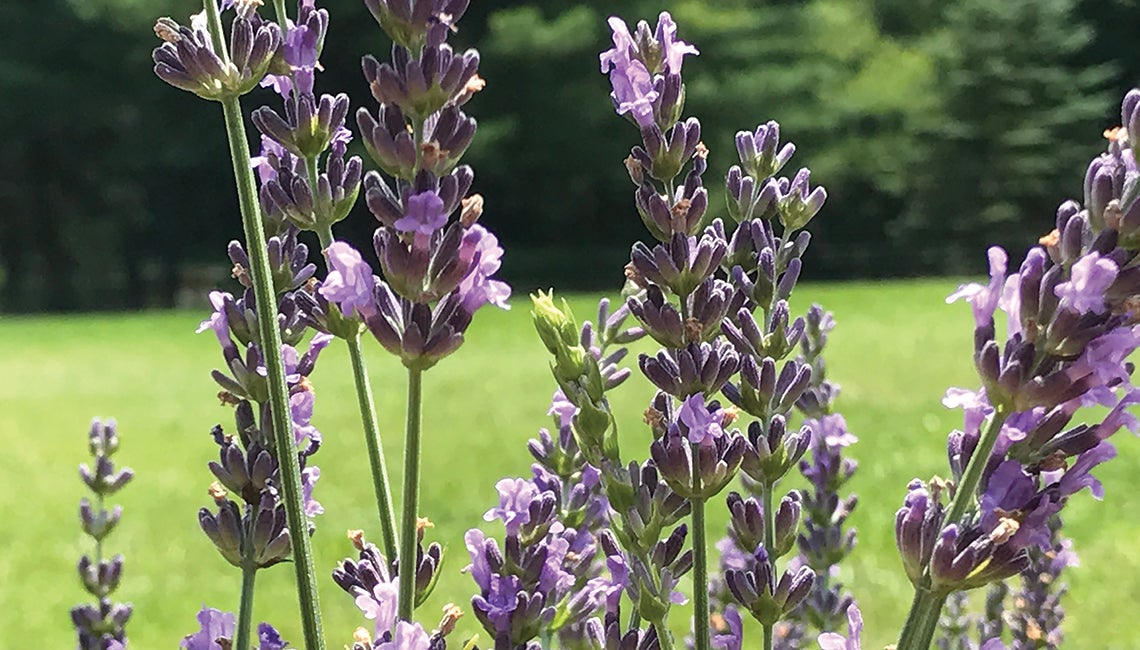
72, 419, 134, 650
895, 89, 1140, 649
152, 0, 326, 644
249, 0, 398, 560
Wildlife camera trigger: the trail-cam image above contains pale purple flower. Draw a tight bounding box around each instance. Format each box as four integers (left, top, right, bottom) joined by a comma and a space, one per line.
377, 621, 431, 650
301, 466, 322, 516
1000, 248, 1047, 337
355, 580, 398, 638
1066, 325, 1140, 399
653, 12, 699, 74
808, 414, 857, 449
1054, 252, 1118, 314
609, 58, 657, 128
320, 241, 377, 318
538, 535, 575, 595
250, 135, 288, 186
1054, 441, 1116, 500
678, 393, 724, 445
943, 387, 993, 435
1096, 388, 1140, 438
457, 224, 511, 312
484, 477, 540, 535
395, 190, 448, 235
196, 291, 234, 353
947, 246, 1007, 327
290, 390, 317, 445
712, 605, 743, 650
180, 608, 235, 650
817, 603, 862, 650
548, 388, 578, 428
464, 528, 495, 591
598, 17, 634, 74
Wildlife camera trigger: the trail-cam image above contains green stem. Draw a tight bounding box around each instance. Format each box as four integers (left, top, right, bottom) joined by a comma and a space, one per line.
207, 8, 324, 640
234, 536, 258, 650
397, 367, 424, 621
896, 406, 1010, 650
654, 620, 676, 650
314, 226, 399, 561
270, 0, 289, 25
691, 496, 710, 650
348, 334, 400, 560
762, 483, 775, 650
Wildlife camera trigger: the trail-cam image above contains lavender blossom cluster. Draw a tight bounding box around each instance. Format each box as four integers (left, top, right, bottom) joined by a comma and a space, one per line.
57, 2, 1137, 649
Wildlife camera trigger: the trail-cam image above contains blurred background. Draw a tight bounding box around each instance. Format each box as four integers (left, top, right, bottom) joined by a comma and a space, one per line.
4, 0, 1140, 313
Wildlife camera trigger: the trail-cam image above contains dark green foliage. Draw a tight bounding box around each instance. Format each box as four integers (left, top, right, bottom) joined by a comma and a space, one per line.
0, 0, 1136, 310
895, 0, 1115, 272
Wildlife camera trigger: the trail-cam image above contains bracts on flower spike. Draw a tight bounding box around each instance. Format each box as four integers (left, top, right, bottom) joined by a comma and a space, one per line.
73, 419, 134, 650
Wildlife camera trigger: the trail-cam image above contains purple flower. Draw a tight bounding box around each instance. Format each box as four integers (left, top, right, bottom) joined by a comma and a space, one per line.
598, 17, 635, 74
320, 241, 377, 319
817, 603, 862, 650
980, 460, 1037, 523
548, 388, 578, 428
457, 224, 511, 312
1054, 252, 1118, 314
609, 60, 657, 128
653, 12, 699, 74
355, 580, 398, 639
1054, 441, 1116, 500
464, 528, 495, 591
196, 291, 232, 346
250, 135, 288, 186
711, 605, 743, 650
301, 466, 322, 516
808, 413, 857, 449
599, 17, 658, 128
180, 608, 235, 650
484, 477, 540, 535
678, 393, 724, 445
947, 246, 1007, 328
476, 574, 522, 634
257, 623, 288, 650
395, 190, 449, 235
377, 621, 431, 650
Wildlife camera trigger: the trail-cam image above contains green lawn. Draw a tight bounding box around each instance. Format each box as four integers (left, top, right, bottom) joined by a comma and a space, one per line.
3, 280, 1139, 648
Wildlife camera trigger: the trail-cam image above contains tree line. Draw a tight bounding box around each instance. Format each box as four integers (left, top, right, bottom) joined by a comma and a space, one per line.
0, 0, 1133, 311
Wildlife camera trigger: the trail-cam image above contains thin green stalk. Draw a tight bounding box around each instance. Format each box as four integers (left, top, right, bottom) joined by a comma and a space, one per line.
691, 496, 711, 650
314, 225, 399, 561
207, 4, 325, 644
348, 334, 400, 560
397, 367, 425, 621
654, 620, 676, 650
896, 406, 1010, 650
762, 483, 775, 650
234, 536, 258, 650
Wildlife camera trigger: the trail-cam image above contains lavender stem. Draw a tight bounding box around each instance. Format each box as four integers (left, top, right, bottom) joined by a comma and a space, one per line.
234, 551, 257, 650
897, 406, 1011, 650
314, 225, 399, 561
207, 2, 326, 645
397, 367, 424, 621
692, 494, 711, 650
762, 482, 775, 650
348, 334, 400, 560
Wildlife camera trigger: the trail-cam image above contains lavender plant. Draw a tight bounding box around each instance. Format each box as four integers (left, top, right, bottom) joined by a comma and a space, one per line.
72, 419, 134, 650
118, 2, 1140, 648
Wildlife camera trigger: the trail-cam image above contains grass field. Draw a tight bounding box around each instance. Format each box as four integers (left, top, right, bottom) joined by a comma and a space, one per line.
4, 280, 1140, 648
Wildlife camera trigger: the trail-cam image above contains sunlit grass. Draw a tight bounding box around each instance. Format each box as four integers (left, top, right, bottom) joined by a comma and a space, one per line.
3, 279, 1138, 648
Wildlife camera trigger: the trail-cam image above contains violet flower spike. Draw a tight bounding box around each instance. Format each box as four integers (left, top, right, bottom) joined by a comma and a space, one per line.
818, 603, 862, 650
